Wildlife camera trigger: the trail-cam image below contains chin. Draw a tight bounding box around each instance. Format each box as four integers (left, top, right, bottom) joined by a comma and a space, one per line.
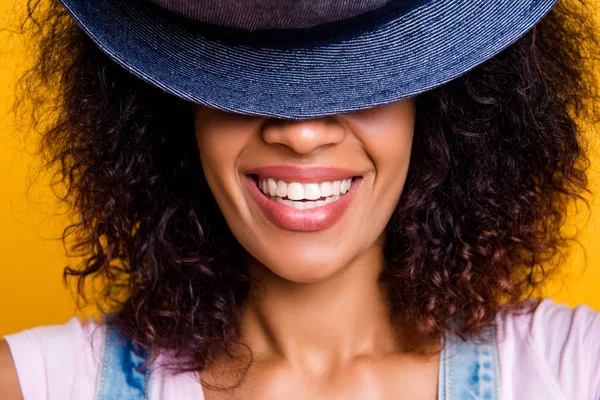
253, 251, 350, 284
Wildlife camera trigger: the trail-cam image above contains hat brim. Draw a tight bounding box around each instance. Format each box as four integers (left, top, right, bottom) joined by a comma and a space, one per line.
59, 0, 556, 119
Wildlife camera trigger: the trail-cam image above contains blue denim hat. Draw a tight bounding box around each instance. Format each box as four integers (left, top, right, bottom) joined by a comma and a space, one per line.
58, 0, 557, 119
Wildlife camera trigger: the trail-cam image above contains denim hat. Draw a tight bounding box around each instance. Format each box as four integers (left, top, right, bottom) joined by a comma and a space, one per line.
58, 0, 557, 119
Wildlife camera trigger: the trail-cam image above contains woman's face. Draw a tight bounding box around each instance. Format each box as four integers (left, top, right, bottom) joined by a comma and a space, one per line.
194, 99, 415, 283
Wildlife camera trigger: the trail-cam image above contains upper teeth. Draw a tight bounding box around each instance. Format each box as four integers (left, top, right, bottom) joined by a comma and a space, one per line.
258, 178, 353, 200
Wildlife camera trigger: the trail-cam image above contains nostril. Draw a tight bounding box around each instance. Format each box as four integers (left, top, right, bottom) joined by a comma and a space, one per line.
261, 118, 346, 154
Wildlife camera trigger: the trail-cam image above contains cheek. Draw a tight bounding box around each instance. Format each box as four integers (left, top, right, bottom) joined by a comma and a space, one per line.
195, 129, 230, 198
195, 117, 238, 170
366, 128, 414, 232
193, 105, 255, 166
196, 133, 233, 180
375, 129, 414, 186
349, 100, 415, 196
193, 112, 249, 211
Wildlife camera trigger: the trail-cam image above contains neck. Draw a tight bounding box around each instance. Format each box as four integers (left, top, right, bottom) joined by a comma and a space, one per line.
238, 235, 403, 370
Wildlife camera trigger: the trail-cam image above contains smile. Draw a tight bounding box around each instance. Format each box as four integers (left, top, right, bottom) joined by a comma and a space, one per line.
256, 178, 354, 210
244, 166, 363, 232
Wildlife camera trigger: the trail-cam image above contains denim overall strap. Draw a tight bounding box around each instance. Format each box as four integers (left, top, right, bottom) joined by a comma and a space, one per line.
95, 324, 153, 400
438, 327, 500, 400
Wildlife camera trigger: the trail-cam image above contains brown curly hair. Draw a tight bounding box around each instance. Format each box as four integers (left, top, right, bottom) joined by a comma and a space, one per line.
13, 0, 600, 374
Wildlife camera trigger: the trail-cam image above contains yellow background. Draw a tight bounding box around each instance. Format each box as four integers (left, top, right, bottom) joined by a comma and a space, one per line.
1, 0, 599, 337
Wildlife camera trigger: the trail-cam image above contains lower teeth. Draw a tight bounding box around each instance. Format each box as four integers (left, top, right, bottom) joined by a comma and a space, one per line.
269, 195, 342, 210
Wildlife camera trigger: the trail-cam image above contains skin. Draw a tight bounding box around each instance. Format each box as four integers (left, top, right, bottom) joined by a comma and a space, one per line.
0, 340, 23, 400
0, 98, 439, 399
195, 98, 441, 399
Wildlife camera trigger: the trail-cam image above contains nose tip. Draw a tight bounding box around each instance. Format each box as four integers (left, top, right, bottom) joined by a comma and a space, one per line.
262, 118, 346, 154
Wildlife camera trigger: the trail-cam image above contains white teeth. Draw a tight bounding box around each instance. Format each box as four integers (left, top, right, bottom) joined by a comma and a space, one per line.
304, 201, 318, 210
341, 179, 349, 194
304, 183, 321, 200
257, 177, 355, 209
319, 182, 332, 197
276, 180, 287, 197
287, 182, 304, 201
293, 201, 305, 210
269, 195, 341, 210
332, 180, 341, 196
258, 177, 354, 201
268, 178, 277, 196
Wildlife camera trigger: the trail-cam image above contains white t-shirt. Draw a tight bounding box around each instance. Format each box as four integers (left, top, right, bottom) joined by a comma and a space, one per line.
4, 298, 600, 399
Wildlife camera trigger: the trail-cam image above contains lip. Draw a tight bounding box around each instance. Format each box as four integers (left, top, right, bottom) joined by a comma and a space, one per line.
244, 167, 363, 232
244, 165, 362, 183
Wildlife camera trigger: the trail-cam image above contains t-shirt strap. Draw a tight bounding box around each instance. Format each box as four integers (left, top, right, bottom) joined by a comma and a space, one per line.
95, 323, 153, 400
438, 326, 500, 399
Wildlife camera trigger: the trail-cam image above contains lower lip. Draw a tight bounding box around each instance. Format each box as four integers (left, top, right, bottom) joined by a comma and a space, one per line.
246, 176, 361, 232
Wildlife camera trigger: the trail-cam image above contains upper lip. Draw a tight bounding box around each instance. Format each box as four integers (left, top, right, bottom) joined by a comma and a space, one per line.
244, 165, 363, 183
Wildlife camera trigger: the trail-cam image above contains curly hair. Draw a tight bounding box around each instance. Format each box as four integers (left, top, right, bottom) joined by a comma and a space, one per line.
13, 0, 600, 375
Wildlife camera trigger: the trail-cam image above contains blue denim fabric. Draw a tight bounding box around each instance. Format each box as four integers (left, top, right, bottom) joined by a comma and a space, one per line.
96, 323, 499, 399
58, 0, 557, 119
150, 0, 394, 30
95, 325, 153, 400
439, 328, 500, 400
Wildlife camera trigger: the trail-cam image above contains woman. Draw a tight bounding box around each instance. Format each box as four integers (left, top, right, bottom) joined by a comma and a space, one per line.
1, 0, 599, 398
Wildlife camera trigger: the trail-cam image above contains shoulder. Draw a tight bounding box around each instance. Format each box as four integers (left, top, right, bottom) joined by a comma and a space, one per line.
496, 298, 600, 399
2, 316, 107, 400
0, 339, 23, 400
498, 298, 600, 357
